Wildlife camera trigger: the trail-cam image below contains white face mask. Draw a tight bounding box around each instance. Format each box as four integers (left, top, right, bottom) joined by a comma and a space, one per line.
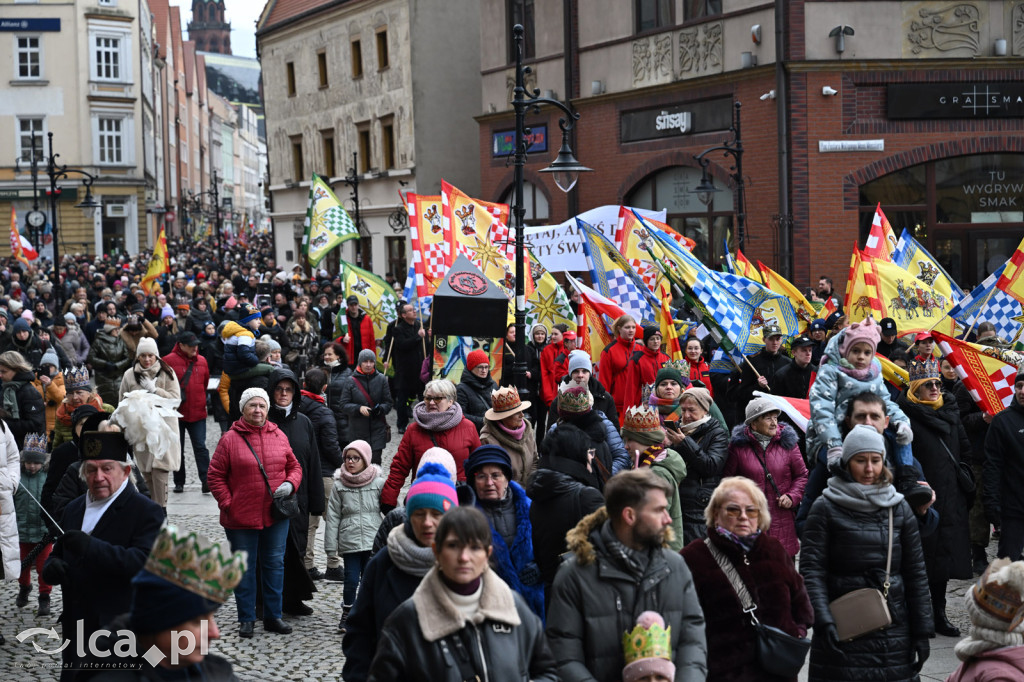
325, 359, 340, 368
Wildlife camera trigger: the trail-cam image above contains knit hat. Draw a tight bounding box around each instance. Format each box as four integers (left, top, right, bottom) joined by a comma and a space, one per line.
655, 364, 684, 388
237, 302, 260, 324
838, 317, 881, 357
136, 337, 159, 357
744, 396, 780, 425
239, 387, 270, 411
342, 440, 373, 471
484, 386, 531, 421
161, 309, 175, 320
622, 611, 675, 682
265, 338, 282, 353
357, 348, 376, 365
680, 386, 712, 413
557, 382, 593, 416
129, 526, 246, 635
465, 444, 513, 480
841, 423, 886, 464
64, 365, 92, 392
20, 433, 48, 464
12, 318, 30, 334
405, 462, 458, 515
419, 447, 457, 481
64, 313, 77, 326
39, 348, 59, 370
567, 350, 592, 376
466, 349, 489, 370
642, 326, 661, 343
621, 406, 666, 446
956, 559, 1024, 664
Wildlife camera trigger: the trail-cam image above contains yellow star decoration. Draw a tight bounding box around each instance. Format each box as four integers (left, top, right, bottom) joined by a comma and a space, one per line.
362, 296, 390, 329
530, 287, 564, 326
467, 237, 507, 273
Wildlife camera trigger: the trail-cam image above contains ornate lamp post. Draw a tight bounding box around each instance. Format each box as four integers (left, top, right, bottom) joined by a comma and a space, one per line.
188, 170, 224, 272
691, 101, 746, 251
509, 23, 590, 395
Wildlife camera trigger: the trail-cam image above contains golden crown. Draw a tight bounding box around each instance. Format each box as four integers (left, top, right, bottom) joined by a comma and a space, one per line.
144, 526, 248, 604
23, 432, 48, 455
622, 405, 662, 433
557, 383, 593, 413
64, 365, 92, 391
908, 357, 941, 383
490, 386, 523, 413
622, 620, 672, 664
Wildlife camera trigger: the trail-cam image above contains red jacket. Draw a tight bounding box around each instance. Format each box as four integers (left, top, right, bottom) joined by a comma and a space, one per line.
338, 312, 376, 366
539, 342, 573, 407
625, 347, 669, 409
599, 337, 642, 419
163, 344, 210, 422
381, 417, 480, 507
208, 418, 303, 530
686, 356, 713, 397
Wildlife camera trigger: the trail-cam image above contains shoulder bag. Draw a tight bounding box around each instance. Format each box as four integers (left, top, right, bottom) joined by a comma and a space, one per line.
704, 537, 810, 677
938, 439, 976, 504
828, 507, 894, 641
240, 433, 298, 521
351, 375, 392, 443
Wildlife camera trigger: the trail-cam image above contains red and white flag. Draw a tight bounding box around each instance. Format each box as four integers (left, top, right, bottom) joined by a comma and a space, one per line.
752, 391, 810, 432
863, 203, 897, 260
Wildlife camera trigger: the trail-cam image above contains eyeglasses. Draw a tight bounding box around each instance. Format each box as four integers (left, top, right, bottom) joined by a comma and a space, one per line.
343, 456, 363, 463
723, 505, 760, 519
757, 414, 779, 422
920, 381, 942, 390
474, 472, 505, 483
423, 395, 447, 403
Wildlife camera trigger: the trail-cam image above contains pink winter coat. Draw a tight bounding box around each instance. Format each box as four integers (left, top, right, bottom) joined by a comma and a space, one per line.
947, 647, 1024, 682
723, 423, 808, 556
208, 417, 303, 530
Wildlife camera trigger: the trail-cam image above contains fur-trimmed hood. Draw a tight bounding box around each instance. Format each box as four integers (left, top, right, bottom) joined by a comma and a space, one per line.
412, 566, 521, 642
729, 421, 798, 450
564, 506, 675, 566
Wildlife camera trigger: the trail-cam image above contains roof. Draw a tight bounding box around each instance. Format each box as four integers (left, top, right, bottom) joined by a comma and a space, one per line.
150, 0, 170, 60
257, 0, 351, 35
169, 6, 183, 68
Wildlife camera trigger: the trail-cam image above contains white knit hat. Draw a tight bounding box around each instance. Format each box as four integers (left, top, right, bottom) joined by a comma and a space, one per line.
239, 387, 270, 411
136, 337, 159, 358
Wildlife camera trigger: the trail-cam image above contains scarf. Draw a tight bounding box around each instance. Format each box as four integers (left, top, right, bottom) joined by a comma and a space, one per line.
2, 379, 24, 420
636, 445, 667, 468
600, 520, 650, 581
715, 526, 761, 553
907, 381, 944, 410
413, 401, 464, 432
387, 524, 435, 577
300, 389, 325, 404
822, 475, 904, 512
837, 357, 880, 382
753, 430, 773, 450
134, 361, 161, 380
325, 359, 340, 368
679, 414, 711, 435
55, 328, 67, 340
648, 394, 683, 422
339, 462, 380, 488
497, 419, 526, 440
356, 365, 375, 376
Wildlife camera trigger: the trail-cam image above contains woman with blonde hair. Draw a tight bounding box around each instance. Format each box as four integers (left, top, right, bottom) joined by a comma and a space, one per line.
0, 350, 45, 448
599, 314, 642, 423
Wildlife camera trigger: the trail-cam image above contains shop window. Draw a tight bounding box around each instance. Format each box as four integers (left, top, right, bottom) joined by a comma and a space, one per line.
684, 0, 723, 22
500, 181, 550, 226
637, 0, 673, 33
507, 0, 535, 62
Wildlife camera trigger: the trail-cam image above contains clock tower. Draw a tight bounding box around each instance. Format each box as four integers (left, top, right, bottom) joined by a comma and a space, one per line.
187, 0, 232, 55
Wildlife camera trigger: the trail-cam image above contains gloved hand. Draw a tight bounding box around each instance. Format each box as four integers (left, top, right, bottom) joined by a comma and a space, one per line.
826, 446, 843, 467
273, 481, 294, 498
379, 502, 396, 515
370, 405, 383, 418
140, 377, 156, 392
41, 558, 69, 586
912, 637, 930, 672
61, 529, 92, 555
896, 421, 914, 445
92, 360, 109, 371
820, 623, 841, 654
518, 561, 541, 586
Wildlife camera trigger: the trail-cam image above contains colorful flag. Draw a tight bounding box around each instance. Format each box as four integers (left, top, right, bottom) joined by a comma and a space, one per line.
577, 217, 658, 326
525, 252, 575, 332
9, 207, 31, 266
734, 248, 762, 283
845, 248, 955, 335
863, 203, 898, 260
617, 206, 670, 294
934, 331, 1021, 416
752, 391, 810, 432
758, 260, 817, 331
707, 268, 799, 347
892, 228, 962, 304
877, 352, 909, 391
402, 263, 432, 318
948, 262, 1023, 343
442, 180, 522, 297
141, 228, 170, 294
565, 273, 621, 365
407, 192, 448, 297
340, 260, 399, 340
301, 174, 359, 267
996, 236, 1024, 304
658, 283, 683, 361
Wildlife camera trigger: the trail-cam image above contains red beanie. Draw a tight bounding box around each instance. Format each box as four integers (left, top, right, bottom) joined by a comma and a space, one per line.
466, 349, 490, 370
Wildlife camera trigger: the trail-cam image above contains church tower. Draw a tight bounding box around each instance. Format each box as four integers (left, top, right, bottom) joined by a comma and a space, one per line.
188, 0, 232, 55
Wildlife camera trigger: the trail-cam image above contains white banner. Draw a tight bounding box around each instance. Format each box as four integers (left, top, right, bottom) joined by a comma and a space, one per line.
523, 205, 667, 272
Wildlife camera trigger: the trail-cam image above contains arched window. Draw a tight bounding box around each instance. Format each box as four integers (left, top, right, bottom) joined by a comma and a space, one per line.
626, 165, 734, 268
500, 180, 550, 226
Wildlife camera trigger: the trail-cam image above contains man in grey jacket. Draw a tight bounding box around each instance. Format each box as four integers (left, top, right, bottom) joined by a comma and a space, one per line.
546, 468, 707, 681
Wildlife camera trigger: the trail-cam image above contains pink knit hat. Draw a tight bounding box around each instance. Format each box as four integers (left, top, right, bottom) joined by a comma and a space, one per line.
419, 447, 457, 481
839, 316, 881, 356
343, 439, 373, 470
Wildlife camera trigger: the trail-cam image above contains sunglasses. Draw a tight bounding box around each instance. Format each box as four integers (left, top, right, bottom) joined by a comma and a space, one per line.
723, 505, 760, 519
423, 395, 447, 403
920, 381, 942, 390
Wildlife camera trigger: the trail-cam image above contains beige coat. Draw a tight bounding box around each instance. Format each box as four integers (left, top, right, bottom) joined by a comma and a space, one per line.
117, 360, 181, 472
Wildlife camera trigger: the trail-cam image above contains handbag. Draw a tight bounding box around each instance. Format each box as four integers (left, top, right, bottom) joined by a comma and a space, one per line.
704, 537, 810, 677
829, 507, 893, 642
351, 376, 392, 443
938, 439, 975, 502
240, 434, 298, 521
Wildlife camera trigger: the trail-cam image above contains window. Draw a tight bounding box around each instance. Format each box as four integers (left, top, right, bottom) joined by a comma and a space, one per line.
500, 181, 550, 225
286, 62, 296, 96
380, 116, 395, 170
637, 0, 674, 32
507, 0, 535, 62
16, 36, 41, 79
386, 237, 407, 280
97, 117, 124, 163
357, 126, 371, 173
17, 118, 44, 163
351, 39, 363, 78
683, 0, 722, 22
290, 136, 303, 181
94, 35, 121, 80
317, 51, 328, 88
375, 28, 389, 70
322, 131, 335, 177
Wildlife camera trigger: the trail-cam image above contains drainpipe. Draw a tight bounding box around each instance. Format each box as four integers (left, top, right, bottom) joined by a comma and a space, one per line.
775, 0, 792, 279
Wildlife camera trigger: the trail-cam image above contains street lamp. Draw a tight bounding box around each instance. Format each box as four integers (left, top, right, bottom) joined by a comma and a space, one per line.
691, 101, 746, 251
341, 152, 365, 267
39, 132, 99, 309
188, 170, 224, 272
509, 22, 591, 396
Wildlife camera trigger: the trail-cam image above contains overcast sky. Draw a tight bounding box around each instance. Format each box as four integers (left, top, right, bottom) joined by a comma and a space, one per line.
180, 0, 262, 59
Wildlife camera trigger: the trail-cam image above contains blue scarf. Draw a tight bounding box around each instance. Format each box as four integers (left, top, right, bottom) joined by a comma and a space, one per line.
716, 526, 761, 553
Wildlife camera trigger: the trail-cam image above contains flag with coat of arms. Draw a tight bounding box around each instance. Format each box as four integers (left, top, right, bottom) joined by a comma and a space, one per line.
302, 174, 358, 267
934, 331, 1022, 416
339, 260, 399, 340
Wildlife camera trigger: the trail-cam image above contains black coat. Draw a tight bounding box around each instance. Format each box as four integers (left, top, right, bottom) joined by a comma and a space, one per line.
297, 393, 344, 473
456, 371, 496, 431
385, 319, 425, 377
341, 370, 392, 450
736, 349, 791, 410
983, 400, 1024, 522
954, 380, 989, 465
546, 374, 619, 428
775, 360, 817, 400
1, 370, 46, 448
898, 391, 973, 582
324, 363, 352, 443
674, 418, 730, 545
267, 369, 326, 529
800, 494, 933, 681
526, 340, 546, 400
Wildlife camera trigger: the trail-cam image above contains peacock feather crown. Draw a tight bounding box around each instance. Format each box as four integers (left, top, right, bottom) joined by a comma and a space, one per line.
144, 526, 248, 604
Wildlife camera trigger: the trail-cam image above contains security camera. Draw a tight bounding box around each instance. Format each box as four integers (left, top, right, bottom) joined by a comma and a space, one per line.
760, 90, 776, 101
822, 86, 838, 96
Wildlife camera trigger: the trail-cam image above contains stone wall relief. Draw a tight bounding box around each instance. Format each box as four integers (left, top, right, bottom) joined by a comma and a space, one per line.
678, 21, 723, 77
905, 3, 982, 57
631, 33, 674, 88
1013, 2, 1024, 55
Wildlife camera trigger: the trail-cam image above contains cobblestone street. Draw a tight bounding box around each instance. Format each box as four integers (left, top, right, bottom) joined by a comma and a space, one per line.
0, 413, 988, 680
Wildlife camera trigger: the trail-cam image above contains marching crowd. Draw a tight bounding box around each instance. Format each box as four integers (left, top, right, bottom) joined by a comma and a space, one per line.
0, 242, 1023, 682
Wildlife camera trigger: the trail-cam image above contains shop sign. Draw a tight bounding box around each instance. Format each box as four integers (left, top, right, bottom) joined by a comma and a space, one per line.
888, 84, 1024, 118
819, 140, 885, 152
491, 125, 547, 158
0, 18, 61, 31
621, 97, 733, 143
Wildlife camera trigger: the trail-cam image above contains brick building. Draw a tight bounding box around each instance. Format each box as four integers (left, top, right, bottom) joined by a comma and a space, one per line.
477, 1, 1024, 289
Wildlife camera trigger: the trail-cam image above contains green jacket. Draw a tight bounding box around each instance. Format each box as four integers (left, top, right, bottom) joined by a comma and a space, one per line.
649, 448, 687, 551
15, 466, 47, 543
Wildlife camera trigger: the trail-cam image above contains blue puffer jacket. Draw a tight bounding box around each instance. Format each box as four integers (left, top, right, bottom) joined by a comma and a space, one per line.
807, 330, 910, 456
221, 321, 259, 376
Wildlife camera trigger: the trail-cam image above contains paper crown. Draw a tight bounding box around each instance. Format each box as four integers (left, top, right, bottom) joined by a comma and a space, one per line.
144, 526, 248, 604
908, 358, 941, 383
622, 611, 673, 671
622, 405, 662, 433
485, 386, 531, 420
661, 359, 688, 375
557, 383, 593, 414
23, 432, 48, 455
973, 558, 1024, 630
64, 365, 92, 392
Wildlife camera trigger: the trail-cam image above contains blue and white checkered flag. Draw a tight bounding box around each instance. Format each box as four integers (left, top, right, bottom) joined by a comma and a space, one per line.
948, 263, 1022, 340
577, 218, 658, 326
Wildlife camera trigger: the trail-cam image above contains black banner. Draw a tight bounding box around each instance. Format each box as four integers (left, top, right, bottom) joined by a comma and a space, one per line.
888, 83, 1024, 119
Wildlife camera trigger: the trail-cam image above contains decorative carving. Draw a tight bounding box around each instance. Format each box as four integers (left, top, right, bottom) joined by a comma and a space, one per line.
505, 69, 537, 109
1013, 3, 1024, 55
632, 35, 675, 87
653, 34, 673, 80
632, 39, 653, 86
678, 22, 723, 76
907, 4, 980, 55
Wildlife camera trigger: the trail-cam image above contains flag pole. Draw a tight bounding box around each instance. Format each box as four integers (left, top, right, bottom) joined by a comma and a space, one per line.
743, 355, 769, 391
965, 287, 998, 340
382, 336, 396, 375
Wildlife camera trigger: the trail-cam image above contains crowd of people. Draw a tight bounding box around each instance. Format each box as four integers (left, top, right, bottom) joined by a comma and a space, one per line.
0, 242, 1023, 682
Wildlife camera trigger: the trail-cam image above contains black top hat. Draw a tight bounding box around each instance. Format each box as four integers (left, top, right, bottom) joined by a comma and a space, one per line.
80, 431, 130, 462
